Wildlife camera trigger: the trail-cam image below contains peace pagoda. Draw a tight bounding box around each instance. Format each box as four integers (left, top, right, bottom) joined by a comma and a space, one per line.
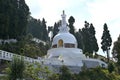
41, 11, 107, 73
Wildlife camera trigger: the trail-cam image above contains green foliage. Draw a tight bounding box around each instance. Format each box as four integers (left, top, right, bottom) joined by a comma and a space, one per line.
41, 18, 49, 41
108, 62, 115, 73
75, 29, 83, 49
5, 56, 25, 80
112, 35, 120, 74
0, 0, 29, 39
52, 21, 60, 38
3, 58, 51, 80
112, 35, 120, 65
81, 21, 99, 57
78, 67, 120, 80
48, 66, 120, 80
68, 16, 75, 35
48, 73, 59, 80
59, 65, 72, 80
81, 21, 91, 55
27, 17, 49, 42
101, 23, 112, 62
0, 34, 49, 58
24, 62, 51, 80
89, 23, 99, 52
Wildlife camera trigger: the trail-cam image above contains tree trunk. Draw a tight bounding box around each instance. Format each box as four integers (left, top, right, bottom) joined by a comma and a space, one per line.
107, 49, 109, 62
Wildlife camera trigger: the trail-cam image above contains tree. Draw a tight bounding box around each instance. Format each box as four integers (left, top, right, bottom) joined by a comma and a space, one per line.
59, 65, 72, 80
6, 56, 25, 80
52, 21, 60, 38
112, 35, 120, 64
68, 16, 75, 35
16, 0, 29, 38
82, 21, 93, 57
101, 23, 112, 62
0, 0, 11, 39
0, 0, 29, 39
81, 21, 99, 57
24, 62, 51, 80
82, 21, 92, 54
89, 23, 99, 53
27, 16, 42, 39
108, 62, 115, 73
75, 29, 83, 49
41, 18, 48, 41
48, 74, 60, 80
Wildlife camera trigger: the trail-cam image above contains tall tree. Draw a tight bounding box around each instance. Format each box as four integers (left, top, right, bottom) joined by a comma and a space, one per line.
89, 23, 99, 53
81, 21, 99, 57
0, 0, 29, 39
0, 0, 11, 39
82, 21, 92, 56
59, 65, 72, 80
7, 56, 25, 80
75, 29, 83, 49
101, 23, 112, 62
41, 18, 48, 41
16, 0, 29, 38
112, 35, 120, 65
52, 21, 60, 38
27, 16, 42, 39
68, 16, 75, 35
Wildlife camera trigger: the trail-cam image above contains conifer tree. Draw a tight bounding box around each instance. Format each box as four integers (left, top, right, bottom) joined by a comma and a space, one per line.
27, 17, 42, 39
7, 57, 25, 80
82, 21, 99, 57
17, 0, 29, 38
68, 16, 75, 35
0, 0, 11, 39
82, 21, 92, 56
0, 0, 29, 39
89, 23, 99, 53
101, 23, 112, 62
41, 18, 48, 41
112, 35, 120, 65
75, 29, 83, 49
52, 21, 60, 38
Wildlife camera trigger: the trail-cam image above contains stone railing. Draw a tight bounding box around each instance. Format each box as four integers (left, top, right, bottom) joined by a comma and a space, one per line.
0, 50, 40, 63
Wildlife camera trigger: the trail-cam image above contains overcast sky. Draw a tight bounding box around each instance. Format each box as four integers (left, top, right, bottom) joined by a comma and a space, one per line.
25, 0, 120, 57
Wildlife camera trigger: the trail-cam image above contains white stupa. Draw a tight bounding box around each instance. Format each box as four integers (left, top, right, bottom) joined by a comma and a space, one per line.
47, 11, 86, 66
42, 11, 107, 73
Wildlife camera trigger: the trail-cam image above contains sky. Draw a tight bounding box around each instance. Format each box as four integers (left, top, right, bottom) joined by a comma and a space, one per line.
25, 0, 120, 57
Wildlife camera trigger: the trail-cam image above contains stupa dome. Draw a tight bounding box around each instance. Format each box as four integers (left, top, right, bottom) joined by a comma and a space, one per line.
52, 32, 77, 48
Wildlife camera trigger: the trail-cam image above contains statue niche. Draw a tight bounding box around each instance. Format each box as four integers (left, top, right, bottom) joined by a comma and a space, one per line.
58, 39, 63, 47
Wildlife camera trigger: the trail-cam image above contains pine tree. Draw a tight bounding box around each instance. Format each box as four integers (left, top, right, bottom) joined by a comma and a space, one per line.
7, 56, 25, 80
0, 0, 10, 39
82, 21, 92, 56
17, 0, 29, 38
75, 29, 83, 49
52, 22, 59, 38
59, 65, 72, 80
27, 16, 42, 39
0, 0, 29, 39
101, 23, 112, 62
41, 18, 48, 41
82, 21, 99, 57
68, 16, 75, 35
112, 35, 120, 65
89, 23, 99, 53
